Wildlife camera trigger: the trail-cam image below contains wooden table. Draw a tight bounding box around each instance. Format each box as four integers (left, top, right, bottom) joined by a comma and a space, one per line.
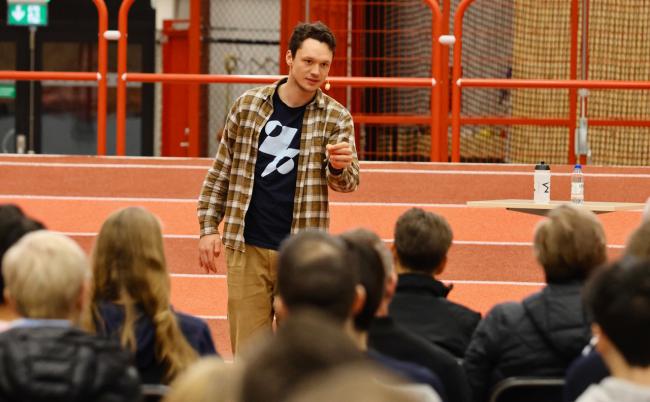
466, 199, 645, 216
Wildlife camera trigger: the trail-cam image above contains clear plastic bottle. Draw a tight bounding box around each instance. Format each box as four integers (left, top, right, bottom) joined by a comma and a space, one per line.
571, 164, 584, 204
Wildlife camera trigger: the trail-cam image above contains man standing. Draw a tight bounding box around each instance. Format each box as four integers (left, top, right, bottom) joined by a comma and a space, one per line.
197, 22, 359, 354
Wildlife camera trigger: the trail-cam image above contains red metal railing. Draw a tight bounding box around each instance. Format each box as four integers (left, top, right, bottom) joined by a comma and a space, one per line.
450, 0, 650, 164
0, 0, 108, 155
124, 73, 438, 142
116, 0, 446, 159
8, 0, 647, 162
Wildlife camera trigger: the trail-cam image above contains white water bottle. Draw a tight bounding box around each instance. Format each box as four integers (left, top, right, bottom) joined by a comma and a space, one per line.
571, 164, 584, 204
534, 161, 551, 204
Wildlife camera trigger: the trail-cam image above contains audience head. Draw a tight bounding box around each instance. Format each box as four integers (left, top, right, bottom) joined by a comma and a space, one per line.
0, 204, 44, 304
91, 206, 197, 381
276, 230, 359, 324
393, 208, 453, 275
163, 357, 243, 402
286, 364, 420, 402
625, 219, 650, 259
533, 205, 606, 284
586, 257, 650, 367
2, 230, 89, 321
241, 310, 365, 402
340, 229, 387, 331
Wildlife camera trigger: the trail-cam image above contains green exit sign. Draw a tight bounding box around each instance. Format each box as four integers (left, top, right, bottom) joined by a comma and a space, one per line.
7, 2, 48, 26
0, 84, 16, 99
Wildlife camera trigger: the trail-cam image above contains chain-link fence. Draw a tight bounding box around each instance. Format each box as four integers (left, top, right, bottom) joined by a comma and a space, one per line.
201, 0, 650, 165
206, 0, 280, 156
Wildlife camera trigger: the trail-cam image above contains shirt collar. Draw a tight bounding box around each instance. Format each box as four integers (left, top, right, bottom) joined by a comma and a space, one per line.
11, 318, 72, 328
396, 273, 452, 298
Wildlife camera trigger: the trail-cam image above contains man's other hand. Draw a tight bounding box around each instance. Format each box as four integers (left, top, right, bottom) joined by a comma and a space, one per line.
199, 234, 222, 273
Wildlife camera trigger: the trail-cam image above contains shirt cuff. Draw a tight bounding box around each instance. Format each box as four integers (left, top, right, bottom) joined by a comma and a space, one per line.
328, 162, 344, 176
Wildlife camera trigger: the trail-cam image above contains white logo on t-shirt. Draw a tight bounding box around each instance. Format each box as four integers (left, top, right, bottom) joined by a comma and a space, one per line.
259, 120, 300, 177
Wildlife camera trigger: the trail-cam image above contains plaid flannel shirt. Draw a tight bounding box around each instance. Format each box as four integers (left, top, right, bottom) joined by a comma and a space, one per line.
197, 80, 360, 252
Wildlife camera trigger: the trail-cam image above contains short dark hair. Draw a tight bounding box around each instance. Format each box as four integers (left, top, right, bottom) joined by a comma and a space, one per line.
277, 231, 357, 323
289, 21, 336, 56
585, 257, 650, 366
0, 204, 45, 304
241, 310, 364, 402
340, 230, 386, 331
393, 208, 452, 274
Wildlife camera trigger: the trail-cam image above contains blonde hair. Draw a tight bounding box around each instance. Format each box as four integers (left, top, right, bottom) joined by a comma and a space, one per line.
534, 205, 606, 283
163, 357, 243, 402
2, 230, 89, 319
89, 207, 198, 381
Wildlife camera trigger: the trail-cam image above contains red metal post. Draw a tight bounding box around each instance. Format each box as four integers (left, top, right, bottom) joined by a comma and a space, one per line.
92, 0, 108, 155
568, 0, 579, 165
579, 0, 589, 166
438, 0, 451, 161
279, 0, 305, 75
451, 0, 475, 162
422, 0, 443, 162
187, 0, 202, 156
116, 0, 135, 156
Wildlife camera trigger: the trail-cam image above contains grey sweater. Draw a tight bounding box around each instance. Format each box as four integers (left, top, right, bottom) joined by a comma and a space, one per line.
577, 377, 650, 402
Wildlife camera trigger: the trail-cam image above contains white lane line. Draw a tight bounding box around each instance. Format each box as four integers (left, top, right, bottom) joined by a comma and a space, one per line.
0, 161, 209, 170
0, 154, 205, 161
21, 194, 639, 214
331, 201, 468, 208
171, 273, 226, 279
61, 232, 626, 249
196, 315, 227, 320
168, 274, 545, 287
0, 194, 470, 208
362, 169, 650, 178
0, 194, 196, 203
2, 160, 650, 178
64, 231, 199, 239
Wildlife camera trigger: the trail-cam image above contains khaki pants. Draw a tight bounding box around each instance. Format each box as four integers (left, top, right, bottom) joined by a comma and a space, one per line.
225, 244, 278, 355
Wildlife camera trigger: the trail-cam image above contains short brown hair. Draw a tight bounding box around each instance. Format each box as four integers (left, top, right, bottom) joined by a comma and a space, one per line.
394, 208, 453, 274
625, 220, 650, 259
289, 22, 336, 56
534, 205, 606, 283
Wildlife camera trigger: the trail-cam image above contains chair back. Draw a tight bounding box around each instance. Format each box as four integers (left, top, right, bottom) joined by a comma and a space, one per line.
141, 384, 170, 402
489, 377, 565, 402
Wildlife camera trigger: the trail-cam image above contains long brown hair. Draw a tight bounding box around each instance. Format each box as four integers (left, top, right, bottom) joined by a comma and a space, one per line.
89, 207, 198, 381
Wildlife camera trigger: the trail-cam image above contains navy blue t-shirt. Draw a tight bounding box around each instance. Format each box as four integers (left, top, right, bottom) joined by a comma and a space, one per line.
244, 86, 307, 250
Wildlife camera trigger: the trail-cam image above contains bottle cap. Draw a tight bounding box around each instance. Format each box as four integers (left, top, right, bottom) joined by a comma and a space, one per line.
575, 164, 582, 169
535, 161, 550, 170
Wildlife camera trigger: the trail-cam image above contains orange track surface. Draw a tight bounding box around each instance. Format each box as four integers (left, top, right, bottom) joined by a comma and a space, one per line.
1, 154, 646, 359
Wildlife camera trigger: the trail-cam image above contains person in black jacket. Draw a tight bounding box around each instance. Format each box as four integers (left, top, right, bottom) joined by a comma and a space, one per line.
0, 230, 140, 402
272, 230, 446, 400
348, 228, 471, 402
389, 208, 481, 359
564, 218, 650, 401
464, 205, 606, 402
